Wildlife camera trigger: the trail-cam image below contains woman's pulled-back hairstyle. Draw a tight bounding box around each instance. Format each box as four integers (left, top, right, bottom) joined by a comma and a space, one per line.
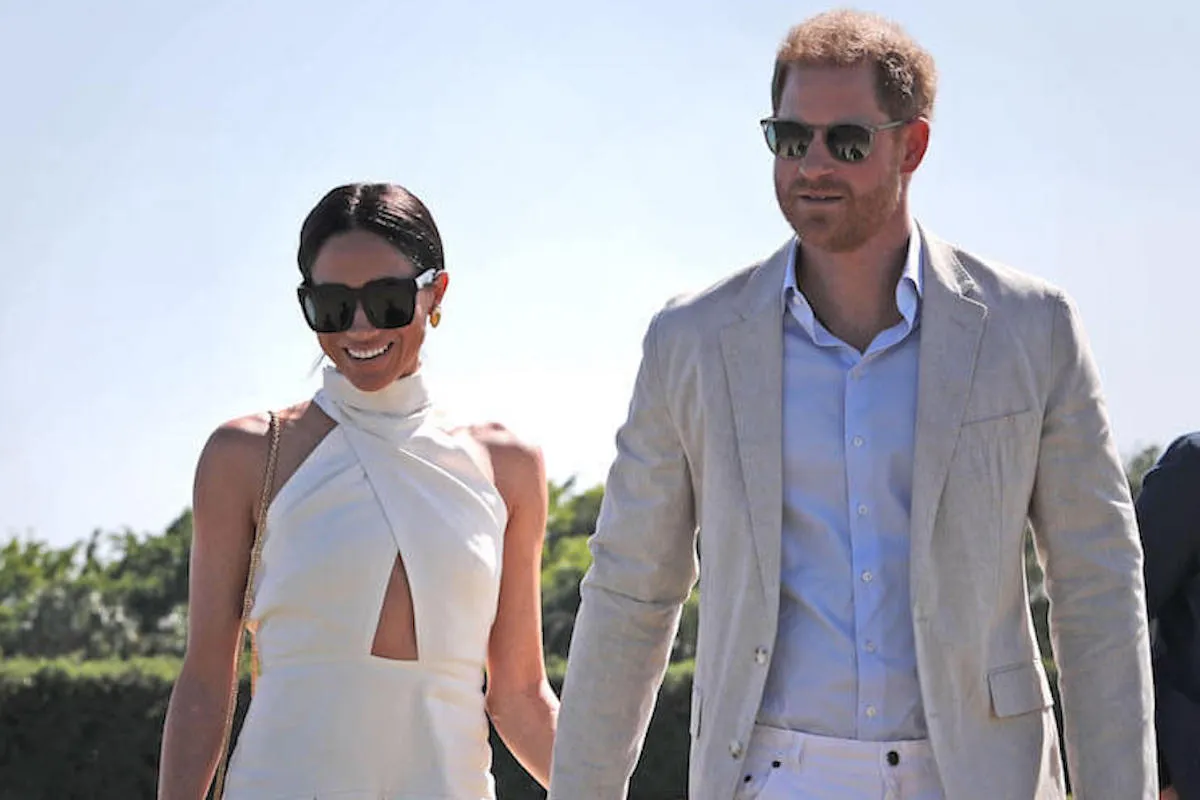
297, 183, 444, 281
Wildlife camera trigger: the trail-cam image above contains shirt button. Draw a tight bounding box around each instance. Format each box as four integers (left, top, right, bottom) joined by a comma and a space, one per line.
861, 570, 874, 583
852, 435, 864, 447
730, 740, 744, 759
864, 640, 877, 653
754, 646, 769, 665
865, 705, 878, 718
857, 504, 868, 516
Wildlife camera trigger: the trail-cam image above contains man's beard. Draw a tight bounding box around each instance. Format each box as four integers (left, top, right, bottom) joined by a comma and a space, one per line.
780, 168, 903, 253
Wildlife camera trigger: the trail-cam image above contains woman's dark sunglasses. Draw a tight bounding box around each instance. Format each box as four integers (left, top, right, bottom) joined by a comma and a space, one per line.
760, 117, 910, 163
297, 270, 440, 333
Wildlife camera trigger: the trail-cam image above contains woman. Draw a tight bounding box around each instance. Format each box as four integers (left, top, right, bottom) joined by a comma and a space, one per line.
158, 183, 559, 799
1137, 432, 1200, 800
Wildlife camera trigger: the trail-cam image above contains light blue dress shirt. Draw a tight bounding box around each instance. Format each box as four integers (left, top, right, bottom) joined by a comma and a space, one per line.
757, 230, 927, 742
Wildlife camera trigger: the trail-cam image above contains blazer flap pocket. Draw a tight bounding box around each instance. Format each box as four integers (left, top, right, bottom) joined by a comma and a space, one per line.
690, 685, 702, 737
988, 661, 1053, 718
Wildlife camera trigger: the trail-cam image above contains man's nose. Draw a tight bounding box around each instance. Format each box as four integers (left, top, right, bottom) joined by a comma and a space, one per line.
795, 134, 839, 181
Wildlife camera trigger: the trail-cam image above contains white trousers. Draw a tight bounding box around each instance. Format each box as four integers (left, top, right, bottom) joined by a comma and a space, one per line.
733, 724, 946, 800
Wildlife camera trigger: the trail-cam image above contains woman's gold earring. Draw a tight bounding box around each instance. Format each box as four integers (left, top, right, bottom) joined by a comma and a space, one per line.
429, 307, 442, 328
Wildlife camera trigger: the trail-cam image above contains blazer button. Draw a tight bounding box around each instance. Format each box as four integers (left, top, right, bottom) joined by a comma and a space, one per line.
729, 740, 744, 759
754, 646, 769, 665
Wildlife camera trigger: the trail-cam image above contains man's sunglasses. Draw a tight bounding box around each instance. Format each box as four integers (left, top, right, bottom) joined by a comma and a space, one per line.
297, 270, 440, 333
759, 117, 910, 163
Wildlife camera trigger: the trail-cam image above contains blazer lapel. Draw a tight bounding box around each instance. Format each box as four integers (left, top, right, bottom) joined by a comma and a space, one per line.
910, 230, 989, 559
719, 242, 790, 608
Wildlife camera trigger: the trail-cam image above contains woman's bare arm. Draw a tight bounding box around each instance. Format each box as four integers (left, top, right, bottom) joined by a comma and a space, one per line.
157, 415, 267, 800
475, 424, 559, 788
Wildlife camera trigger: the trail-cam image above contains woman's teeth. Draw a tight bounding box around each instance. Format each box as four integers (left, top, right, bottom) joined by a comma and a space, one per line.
346, 343, 393, 361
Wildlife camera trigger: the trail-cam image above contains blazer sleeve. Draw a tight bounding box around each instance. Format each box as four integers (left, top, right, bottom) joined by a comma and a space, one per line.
547, 309, 699, 800
1136, 432, 1200, 618
1027, 292, 1157, 800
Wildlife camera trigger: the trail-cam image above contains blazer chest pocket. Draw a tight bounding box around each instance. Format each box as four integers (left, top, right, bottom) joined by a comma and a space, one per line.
988, 660, 1054, 718
959, 407, 1035, 429
953, 409, 1039, 476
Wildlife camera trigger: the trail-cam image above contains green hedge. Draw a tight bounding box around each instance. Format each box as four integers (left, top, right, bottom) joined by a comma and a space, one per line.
0, 658, 179, 799
0, 657, 1070, 799
0, 658, 693, 800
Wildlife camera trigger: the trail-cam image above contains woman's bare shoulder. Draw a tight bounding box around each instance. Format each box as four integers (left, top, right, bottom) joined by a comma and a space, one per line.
196, 402, 314, 490
459, 422, 546, 509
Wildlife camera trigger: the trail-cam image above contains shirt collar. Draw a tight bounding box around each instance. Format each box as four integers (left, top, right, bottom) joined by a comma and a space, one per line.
782, 223, 924, 332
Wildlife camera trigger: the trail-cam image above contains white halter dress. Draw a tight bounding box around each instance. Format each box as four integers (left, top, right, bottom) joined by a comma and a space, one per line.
223, 367, 508, 800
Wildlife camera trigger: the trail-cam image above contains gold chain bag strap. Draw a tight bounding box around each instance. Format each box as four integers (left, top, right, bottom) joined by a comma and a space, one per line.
211, 410, 281, 800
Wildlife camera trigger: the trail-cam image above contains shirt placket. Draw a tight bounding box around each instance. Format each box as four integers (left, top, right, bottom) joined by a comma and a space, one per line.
845, 352, 883, 738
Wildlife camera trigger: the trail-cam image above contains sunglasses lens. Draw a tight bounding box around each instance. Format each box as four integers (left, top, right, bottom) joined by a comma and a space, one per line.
301, 286, 355, 333
361, 280, 417, 329
826, 125, 874, 163
298, 278, 424, 333
765, 120, 814, 159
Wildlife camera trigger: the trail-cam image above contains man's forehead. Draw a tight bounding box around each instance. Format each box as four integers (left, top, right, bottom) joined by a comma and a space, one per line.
777, 64, 883, 119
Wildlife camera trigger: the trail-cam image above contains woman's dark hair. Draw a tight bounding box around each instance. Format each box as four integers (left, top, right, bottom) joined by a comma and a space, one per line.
297, 183, 444, 281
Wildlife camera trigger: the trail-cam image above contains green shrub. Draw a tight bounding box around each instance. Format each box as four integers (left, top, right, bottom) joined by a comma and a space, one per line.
0, 658, 182, 799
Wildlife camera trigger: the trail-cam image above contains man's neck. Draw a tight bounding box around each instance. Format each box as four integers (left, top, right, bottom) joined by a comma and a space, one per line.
795, 213, 913, 354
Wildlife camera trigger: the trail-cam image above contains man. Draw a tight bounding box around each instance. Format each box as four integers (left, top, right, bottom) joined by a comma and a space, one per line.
1137, 432, 1200, 799
549, 9, 1156, 800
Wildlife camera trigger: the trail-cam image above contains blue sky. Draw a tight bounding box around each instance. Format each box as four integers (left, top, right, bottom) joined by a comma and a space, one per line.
2, 0, 1196, 548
